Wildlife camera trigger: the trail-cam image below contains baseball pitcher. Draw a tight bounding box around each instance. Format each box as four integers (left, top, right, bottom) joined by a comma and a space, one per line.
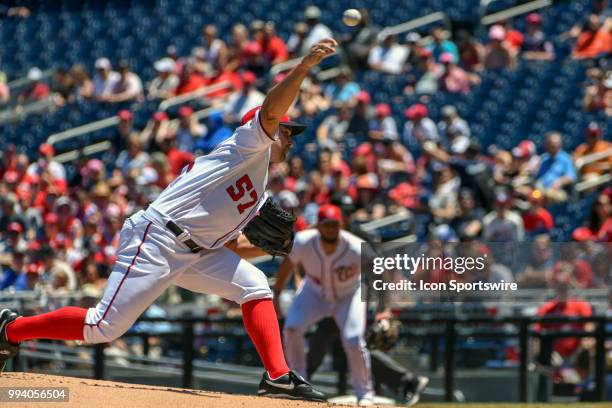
273, 204, 374, 405
0, 38, 339, 401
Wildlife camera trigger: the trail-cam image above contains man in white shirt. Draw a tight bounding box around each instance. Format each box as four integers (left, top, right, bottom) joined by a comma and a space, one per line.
92, 57, 120, 101
368, 34, 408, 75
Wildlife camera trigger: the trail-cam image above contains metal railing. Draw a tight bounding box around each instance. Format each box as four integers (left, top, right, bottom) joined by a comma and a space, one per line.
46, 81, 234, 151
11, 314, 609, 402
481, 0, 553, 26
377, 12, 449, 42
47, 94, 234, 164
0, 93, 59, 125
158, 81, 232, 111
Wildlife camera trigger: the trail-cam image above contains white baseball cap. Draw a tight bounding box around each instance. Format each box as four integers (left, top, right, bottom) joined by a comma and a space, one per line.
28, 67, 43, 81
154, 57, 176, 73
95, 57, 111, 70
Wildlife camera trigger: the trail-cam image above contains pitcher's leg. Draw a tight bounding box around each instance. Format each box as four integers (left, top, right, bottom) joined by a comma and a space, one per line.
84, 221, 180, 343
176, 248, 290, 378
334, 288, 373, 400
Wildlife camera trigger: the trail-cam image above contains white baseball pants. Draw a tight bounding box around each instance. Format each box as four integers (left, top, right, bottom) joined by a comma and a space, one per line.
84, 210, 272, 344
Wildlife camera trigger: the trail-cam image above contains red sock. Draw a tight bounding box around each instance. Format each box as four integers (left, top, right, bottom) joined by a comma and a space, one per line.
6, 307, 87, 343
241, 298, 290, 379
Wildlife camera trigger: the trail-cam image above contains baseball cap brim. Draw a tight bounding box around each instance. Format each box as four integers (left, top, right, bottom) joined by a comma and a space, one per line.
280, 120, 307, 137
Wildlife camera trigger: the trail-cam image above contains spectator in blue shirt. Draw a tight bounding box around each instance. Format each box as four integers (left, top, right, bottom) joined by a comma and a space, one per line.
0, 246, 26, 290
426, 27, 459, 64
536, 132, 577, 202
324, 68, 360, 108
195, 110, 233, 154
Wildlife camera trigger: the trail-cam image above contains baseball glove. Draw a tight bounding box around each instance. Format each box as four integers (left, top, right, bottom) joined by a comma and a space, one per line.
243, 197, 296, 257
366, 318, 401, 351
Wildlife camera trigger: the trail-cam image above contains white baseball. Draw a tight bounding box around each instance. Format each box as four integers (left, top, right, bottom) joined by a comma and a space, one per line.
342, 9, 362, 27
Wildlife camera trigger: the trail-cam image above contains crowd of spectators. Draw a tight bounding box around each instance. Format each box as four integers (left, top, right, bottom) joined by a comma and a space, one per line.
0, 4, 609, 301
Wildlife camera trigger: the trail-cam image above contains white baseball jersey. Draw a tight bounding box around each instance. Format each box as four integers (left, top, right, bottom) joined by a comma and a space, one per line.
288, 229, 363, 302
150, 112, 275, 249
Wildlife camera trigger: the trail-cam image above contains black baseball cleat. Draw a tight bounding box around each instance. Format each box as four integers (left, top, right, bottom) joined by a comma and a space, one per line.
0, 309, 20, 374
404, 375, 429, 407
258, 370, 326, 402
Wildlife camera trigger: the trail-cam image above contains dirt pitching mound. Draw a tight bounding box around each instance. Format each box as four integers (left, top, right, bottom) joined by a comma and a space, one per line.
0, 372, 335, 408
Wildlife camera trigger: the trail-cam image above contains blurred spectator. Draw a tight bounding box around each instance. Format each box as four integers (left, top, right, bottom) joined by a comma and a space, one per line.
404, 32, 424, 70
0, 70, 10, 104
226, 24, 250, 72
439, 52, 477, 94
573, 122, 612, 179
0, 221, 27, 255
369, 103, 398, 141
298, 6, 333, 55
511, 140, 540, 184
294, 76, 330, 118
172, 106, 206, 153
69, 64, 94, 101
551, 243, 594, 288
150, 153, 174, 190
26, 143, 67, 189
115, 135, 151, 177
287, 22, 309, 58
224, 71, 264, 123
0, 243, 27, 290
0, 194, 25, 232
40, 243, 77, 290
484, 25, 516, 70
413, 48, 443, 95
255, 21, 289, 66
482, 191, 525, 241
202, 24, 228, 71
93, 58, 120, 101
317, 106, 352, 149
148, 58, 179, 100
111, 110, 135, 153
522, 189, 554, 234
521, 13, 555, 60
367, 34, 408, 74
402, 103, 439, 147
107, 60, 143, 103
324, 68, 360, 107
516, 234, 554, 288
238, 40, 266, 76
426, 27, 459, 64
438, 105, 470, 140
536, 280, 593, 359
51, 67, 74, 103
141, 111, 171, 150
18, 67, 50, 104
455, 29, 485, 71
496, 19, 524, 53
174, 63, 208, 96
451, 189, 485, 239
195, 110, 233, 154
155, 133, 193, 178
583, 69, 612, 116
343, 9, 379, 69
572, 14, 612, 59
535, 132, 577, 203
586, 193, 612, 241
428, 166, 459, 224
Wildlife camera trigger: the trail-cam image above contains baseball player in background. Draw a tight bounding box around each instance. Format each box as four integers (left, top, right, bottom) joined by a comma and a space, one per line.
273, 204, 375, 406
0, 38, 340, 401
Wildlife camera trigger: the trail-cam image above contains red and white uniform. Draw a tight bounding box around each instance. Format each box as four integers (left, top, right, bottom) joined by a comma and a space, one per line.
84, 113, 276, 343
283, 229, 373, 400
